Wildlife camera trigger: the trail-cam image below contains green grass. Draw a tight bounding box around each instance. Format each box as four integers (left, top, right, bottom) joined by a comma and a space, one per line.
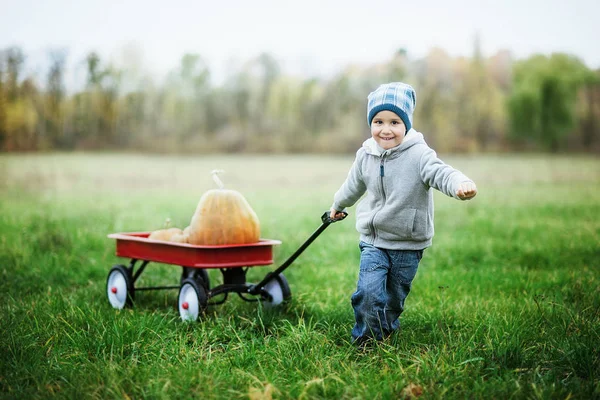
1, 153, 599, 399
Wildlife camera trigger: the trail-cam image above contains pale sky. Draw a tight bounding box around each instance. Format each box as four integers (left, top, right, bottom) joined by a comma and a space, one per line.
1, 0, 599, 86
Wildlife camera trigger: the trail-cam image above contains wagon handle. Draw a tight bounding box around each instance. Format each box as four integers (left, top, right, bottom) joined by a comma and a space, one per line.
321, 210, 348, 224
248, 210, 348, 295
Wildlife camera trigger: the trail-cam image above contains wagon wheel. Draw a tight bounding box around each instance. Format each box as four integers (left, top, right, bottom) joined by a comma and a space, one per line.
262, 273, 292, 308
107, 264, 135, 309
178, 278, 208, 322
181, 267, 210, 290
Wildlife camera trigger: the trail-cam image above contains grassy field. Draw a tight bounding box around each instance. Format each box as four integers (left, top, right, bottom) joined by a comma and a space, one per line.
1, 153, 599, 399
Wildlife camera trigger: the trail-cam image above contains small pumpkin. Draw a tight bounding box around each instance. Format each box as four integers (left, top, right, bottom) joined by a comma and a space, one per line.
170, 230, 189, 244
148, 227, 183, 241
148, 218, 187, 242
187, 170, 260, 245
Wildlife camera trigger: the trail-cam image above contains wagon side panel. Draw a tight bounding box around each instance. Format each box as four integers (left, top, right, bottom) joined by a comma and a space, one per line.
113, 236, 277, 268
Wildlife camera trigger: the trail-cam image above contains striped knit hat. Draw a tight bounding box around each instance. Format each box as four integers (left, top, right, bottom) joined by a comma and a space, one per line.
367, 82, 416, 132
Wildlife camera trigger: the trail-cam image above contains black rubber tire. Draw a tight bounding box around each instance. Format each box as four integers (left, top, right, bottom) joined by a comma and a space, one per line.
106, 264, 135, 309
178, 278, 208, 321
262, 273, 292, 307
181, 267, 210, 290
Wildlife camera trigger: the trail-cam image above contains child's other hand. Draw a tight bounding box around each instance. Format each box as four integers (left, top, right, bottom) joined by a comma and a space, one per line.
330, 208, 346, 220
456, 182, 477, 200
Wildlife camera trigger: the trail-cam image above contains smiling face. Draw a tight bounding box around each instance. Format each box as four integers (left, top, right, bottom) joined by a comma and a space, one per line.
370, 110, 406, 149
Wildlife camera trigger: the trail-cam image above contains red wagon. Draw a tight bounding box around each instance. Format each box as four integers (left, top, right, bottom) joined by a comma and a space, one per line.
106, 212, 346, 321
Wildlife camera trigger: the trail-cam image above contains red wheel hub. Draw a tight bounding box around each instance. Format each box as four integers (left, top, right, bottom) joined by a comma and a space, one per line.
182, 302, 189, 310
111, 287, 117, 294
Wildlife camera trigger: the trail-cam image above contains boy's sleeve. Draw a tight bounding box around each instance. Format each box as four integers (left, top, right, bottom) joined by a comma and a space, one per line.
331, 151, 367, 211
419, 147, 474, 199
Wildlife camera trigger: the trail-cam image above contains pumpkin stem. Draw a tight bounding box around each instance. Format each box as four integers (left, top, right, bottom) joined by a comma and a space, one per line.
211, 169, 225, 189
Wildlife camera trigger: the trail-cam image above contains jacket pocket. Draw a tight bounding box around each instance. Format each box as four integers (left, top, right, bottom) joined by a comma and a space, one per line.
356, 203, 374, 236
412, 209, 429, 240
376, 208, 417, 241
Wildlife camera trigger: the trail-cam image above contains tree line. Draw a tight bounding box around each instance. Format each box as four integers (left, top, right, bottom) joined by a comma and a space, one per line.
1, 43, 599, 154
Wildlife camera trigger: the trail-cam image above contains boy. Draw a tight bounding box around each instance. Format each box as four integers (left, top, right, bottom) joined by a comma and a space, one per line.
330, 82, 477, 345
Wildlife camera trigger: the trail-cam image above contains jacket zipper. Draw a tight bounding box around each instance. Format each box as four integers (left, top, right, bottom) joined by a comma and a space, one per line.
380, 156, 387, 201
369, 155, 387, 242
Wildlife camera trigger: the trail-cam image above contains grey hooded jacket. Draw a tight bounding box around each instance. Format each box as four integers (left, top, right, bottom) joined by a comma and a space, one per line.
331, 129, 473, 250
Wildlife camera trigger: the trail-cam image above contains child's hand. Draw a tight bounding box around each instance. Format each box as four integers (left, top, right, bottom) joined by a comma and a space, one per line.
330, 208, 346, 220
456, 182, 477, 200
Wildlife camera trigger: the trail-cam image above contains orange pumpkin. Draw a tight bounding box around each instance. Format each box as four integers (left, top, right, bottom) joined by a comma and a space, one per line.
187, 170, 260, 245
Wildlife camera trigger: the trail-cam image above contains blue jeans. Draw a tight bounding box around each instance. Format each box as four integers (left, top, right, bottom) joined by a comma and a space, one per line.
351, 241, 423, 343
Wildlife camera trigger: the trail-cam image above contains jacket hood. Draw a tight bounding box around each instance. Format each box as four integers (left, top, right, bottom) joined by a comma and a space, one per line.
362, 129, 425, 157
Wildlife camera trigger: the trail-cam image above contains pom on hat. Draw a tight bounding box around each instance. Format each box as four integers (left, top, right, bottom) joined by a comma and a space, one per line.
367, 82, 416, 132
